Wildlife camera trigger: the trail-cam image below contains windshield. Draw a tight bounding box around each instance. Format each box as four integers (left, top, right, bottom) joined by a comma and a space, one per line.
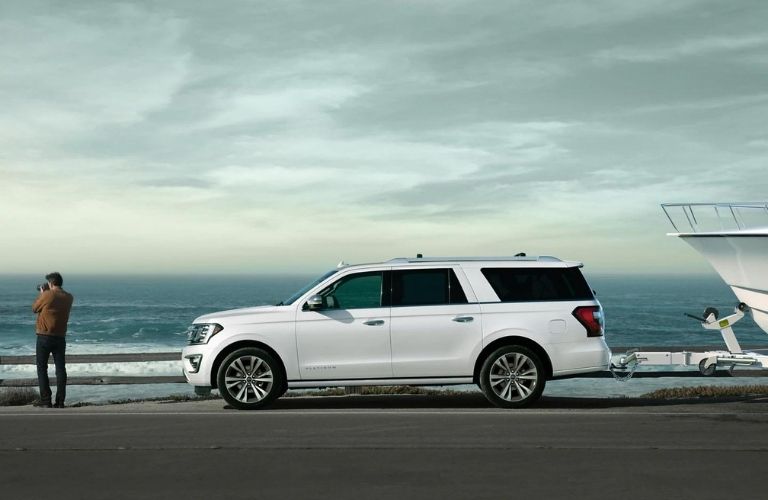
277, 269, 339, 306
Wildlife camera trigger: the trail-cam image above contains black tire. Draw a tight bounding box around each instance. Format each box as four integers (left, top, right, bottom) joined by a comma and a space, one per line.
479, 345, 546, 409
217, 347, 284, 410
698, 359, 717, 376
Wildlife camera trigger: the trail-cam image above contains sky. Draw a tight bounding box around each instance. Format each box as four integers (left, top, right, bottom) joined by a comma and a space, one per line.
2, 0, 768, 275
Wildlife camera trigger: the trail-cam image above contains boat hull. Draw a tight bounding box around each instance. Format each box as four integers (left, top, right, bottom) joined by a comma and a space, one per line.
680, 234, 768, 334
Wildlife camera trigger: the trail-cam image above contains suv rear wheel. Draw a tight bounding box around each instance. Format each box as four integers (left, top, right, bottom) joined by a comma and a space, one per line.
479, 345, 545, 408
217, 347, 283, 410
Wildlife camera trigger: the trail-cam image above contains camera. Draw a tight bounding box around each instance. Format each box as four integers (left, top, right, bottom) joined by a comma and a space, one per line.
37, 283, 50, 292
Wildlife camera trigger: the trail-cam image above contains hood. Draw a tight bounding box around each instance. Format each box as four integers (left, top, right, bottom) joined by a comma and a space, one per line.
193, 304, 286, 324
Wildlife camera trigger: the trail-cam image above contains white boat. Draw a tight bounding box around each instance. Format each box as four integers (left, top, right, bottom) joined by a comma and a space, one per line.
663, 202, 768, 334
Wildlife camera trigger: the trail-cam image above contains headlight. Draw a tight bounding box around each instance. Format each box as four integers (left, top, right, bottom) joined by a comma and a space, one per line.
187, 323, 223, 344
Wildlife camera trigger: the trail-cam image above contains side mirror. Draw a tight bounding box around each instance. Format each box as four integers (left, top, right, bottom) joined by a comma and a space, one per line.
306, 294, 324, 311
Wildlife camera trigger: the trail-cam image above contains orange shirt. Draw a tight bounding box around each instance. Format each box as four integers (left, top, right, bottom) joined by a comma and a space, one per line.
32, 288, 74, 336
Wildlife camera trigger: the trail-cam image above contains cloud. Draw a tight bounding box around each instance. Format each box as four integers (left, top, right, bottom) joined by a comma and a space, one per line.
2, 0, 768, 273
535, 0, 700, 28
0, 2, 191, 160
594, 34, 768, 63
365, 113, 768, 224
365, 121, 579, 214
140, 177, 213, 189
199, 82, 369, 129
205, 164, 341, 189
618, 93, 768, 115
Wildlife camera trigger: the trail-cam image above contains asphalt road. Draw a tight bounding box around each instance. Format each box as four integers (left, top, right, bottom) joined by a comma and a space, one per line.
1, 393, 767, 500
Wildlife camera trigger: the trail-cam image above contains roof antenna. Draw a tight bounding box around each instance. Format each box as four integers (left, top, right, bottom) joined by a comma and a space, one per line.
337, 260, 348, 268
514, 252, 526, 257
416, 253, 423, 258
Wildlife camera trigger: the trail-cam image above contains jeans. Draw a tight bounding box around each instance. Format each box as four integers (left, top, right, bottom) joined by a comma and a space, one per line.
36, 335, 67, 405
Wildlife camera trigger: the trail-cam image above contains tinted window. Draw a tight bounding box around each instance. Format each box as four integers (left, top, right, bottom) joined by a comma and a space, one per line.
392, 269, 468, 306
481, 267, 593, 302
449, 270, 468, 304
320, 272, 383, 309
281, 269, 338, 305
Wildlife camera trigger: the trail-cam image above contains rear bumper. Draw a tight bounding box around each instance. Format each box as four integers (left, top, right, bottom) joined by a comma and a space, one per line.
549, 338, 611, 377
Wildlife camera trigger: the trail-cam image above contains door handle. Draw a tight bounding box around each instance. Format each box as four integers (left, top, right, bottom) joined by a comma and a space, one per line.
363, 319, 385, 326
452, 316, 474, 323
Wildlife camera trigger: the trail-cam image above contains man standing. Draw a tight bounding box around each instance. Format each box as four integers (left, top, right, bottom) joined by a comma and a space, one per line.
31, 272, 74, 408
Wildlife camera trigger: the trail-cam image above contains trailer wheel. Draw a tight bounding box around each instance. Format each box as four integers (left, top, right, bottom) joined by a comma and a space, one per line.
698, 359, 716, 376
703, 307, 719, 320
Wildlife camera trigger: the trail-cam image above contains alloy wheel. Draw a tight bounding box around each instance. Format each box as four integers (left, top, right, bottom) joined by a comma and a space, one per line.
224, 355, 274, 403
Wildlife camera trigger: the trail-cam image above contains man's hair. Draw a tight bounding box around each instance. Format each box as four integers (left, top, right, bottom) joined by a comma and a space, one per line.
45, 272, 63, 287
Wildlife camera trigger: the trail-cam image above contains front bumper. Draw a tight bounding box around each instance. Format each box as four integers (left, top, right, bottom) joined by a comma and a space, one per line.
181, 344, 213, 386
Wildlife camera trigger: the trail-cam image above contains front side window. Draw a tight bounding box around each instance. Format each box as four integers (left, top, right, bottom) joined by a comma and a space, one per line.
391, 269, 468, 306
319, 271, 383, 309
481, 267, 594, 302
280, 269, 338, 305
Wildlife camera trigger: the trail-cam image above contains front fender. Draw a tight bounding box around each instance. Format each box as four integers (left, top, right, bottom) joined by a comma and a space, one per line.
205, 326, 298, 382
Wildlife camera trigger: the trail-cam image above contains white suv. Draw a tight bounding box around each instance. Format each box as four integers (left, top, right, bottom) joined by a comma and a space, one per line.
182, 256, 611, 409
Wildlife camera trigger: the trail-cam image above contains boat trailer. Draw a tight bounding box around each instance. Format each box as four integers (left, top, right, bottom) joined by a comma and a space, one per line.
610, 302, 768, 381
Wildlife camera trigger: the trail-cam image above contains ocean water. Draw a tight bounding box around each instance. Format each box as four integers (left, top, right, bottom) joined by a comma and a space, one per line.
1, 273, 766, 403
0, 274, 310, 355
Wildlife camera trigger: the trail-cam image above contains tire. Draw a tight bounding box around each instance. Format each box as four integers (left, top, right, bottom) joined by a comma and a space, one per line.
479, 345, 546, 409
698, 359, 717, 376
217, 347, 284, 410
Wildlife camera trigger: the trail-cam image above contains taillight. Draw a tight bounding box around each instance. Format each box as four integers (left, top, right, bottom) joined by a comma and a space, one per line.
572, 306, 604, 337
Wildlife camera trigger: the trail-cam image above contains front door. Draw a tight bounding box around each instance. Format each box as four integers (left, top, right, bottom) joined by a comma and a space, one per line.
295, 270, 392, 380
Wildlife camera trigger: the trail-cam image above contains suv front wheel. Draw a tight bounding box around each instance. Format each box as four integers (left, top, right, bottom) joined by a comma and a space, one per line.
479, 345, 545, 408
217, 347, 284, 410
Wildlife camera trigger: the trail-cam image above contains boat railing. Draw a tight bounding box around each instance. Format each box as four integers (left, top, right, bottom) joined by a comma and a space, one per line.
662, 202, 768, 233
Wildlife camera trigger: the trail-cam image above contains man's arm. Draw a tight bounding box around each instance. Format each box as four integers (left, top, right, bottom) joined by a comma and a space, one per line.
32, 292, 51, 313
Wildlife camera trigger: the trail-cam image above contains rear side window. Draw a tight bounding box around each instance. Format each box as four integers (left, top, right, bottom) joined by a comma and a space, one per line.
392, 269, 468, 306
481, 267, 593, 302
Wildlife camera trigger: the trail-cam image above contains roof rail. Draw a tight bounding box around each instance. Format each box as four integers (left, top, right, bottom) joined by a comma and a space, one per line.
385, 256, 563, 263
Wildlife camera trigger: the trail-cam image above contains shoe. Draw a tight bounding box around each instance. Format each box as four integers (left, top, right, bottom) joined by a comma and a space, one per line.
33, 401, 52, 408
53, 403, 65, 408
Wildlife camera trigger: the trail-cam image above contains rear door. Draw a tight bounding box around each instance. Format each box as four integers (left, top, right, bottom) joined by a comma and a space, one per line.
389, 267, 481, 377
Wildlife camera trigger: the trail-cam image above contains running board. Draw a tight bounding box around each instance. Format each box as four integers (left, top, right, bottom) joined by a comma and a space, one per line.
288, 377, 474, 388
